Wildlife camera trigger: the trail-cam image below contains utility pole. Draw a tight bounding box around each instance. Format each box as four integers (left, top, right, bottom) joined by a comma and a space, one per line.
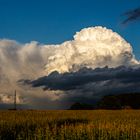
14, 90, 17, 110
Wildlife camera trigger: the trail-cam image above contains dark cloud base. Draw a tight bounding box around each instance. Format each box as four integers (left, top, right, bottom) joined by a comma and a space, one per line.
20, 66, 140, 106
30, 66, 140, 90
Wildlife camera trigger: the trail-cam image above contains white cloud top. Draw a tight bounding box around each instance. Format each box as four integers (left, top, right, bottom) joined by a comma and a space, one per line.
45, 26, 139, 74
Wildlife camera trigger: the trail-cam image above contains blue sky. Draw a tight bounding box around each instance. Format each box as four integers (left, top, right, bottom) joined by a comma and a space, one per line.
0, 0, 140, 59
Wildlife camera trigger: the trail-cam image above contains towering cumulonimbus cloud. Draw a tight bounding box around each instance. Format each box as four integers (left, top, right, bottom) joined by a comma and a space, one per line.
0, 26, 139, 109
45, 26, 139, 74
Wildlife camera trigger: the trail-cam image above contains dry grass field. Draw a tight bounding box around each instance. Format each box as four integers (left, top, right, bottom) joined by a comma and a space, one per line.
0, 110, 140, 140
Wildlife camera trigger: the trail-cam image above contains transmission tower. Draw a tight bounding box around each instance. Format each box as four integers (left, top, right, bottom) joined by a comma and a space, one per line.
14, 90, 17, 110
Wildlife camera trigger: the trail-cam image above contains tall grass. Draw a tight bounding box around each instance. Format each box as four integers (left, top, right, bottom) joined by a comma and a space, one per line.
0, 110, 140, 140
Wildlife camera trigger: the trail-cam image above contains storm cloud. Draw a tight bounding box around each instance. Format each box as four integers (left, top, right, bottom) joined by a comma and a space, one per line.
18, 65, 140, 108
28, 65, 140, 94
0, 26, 140, 109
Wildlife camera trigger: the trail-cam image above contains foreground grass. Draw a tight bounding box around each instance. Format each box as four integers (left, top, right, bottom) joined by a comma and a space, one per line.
0, 110, 140, 140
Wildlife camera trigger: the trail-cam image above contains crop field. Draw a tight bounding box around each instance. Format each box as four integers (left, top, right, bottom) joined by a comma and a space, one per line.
0, 110, 140, 140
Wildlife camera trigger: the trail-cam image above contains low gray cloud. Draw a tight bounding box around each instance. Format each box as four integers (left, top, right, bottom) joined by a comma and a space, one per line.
28, 66, 140, 91
122, 7, 140, 24
20, 65, 140, 106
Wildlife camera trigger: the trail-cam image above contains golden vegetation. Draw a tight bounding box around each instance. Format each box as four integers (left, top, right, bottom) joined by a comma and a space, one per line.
0, 110, 140, 140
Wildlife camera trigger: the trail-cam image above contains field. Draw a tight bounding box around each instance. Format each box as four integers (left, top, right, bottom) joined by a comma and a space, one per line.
0, 110, 140, 140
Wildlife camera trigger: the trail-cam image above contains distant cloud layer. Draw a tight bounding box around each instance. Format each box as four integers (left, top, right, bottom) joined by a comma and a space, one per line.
122, 7, 140, 24
0, 26, 139, 109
